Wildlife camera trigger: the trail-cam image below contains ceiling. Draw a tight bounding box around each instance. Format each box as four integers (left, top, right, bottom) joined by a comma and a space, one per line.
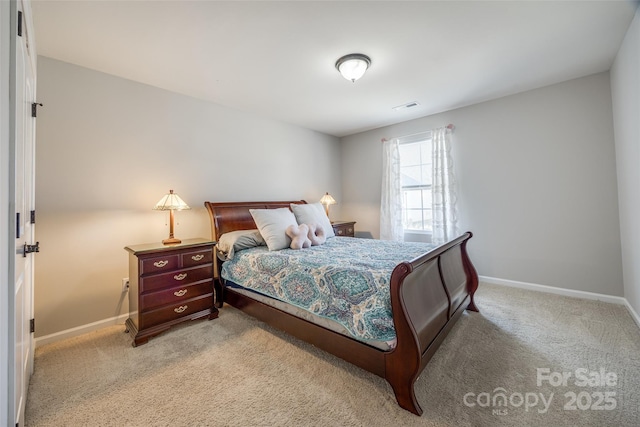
31, 1, 638, 137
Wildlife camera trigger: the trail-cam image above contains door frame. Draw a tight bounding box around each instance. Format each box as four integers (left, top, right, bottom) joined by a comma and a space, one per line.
0, 0, 12, 424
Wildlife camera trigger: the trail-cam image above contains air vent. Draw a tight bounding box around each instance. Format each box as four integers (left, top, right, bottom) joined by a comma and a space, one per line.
392, 101, 420, 111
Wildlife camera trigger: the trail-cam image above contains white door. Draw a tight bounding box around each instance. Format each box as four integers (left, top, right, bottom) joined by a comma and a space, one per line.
13, 1, 36, 425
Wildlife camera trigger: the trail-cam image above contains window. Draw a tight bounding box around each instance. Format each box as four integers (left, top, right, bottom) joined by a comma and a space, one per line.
398, 135, 432, 234
382, 126, 455, 244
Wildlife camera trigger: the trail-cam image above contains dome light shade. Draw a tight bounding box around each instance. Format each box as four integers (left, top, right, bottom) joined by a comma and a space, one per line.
335, 53, 371, 82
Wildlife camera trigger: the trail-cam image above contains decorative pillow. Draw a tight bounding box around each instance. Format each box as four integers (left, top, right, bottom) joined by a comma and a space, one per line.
286, 224, 311, 250
307, 223, 326, 246
290, 202, 335, 238
249, 208, 299, 251
217, 229, 265, 260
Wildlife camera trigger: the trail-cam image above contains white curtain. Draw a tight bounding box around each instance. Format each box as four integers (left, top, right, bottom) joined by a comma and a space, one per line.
380, 138, 404, 241
431, 126, 459, 245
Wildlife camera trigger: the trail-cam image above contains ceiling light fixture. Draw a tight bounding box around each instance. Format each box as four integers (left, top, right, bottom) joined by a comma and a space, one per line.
335, 53, 371, 83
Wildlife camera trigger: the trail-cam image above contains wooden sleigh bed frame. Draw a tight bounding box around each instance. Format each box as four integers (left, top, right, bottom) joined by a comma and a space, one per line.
204, 200, 479, 415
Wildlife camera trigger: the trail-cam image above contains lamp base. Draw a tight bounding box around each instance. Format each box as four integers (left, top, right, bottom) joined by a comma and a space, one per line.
162, 237, 182, 245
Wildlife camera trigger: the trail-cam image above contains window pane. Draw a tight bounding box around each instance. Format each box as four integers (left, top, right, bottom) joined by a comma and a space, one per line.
421, 189, 432, 206
399, 144, 421, 166
399, 137, 434, 234
404, 209, 424, 230
403, 189, 423, 209
401, 165, 422, 187
422, 209, 433, 232
421, 164, 432, 186
404, 208, 433, 232
420, 140, 432, 163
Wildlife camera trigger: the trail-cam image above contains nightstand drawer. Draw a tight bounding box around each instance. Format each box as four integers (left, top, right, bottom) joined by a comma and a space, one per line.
140, 265, 213, 293
138, 294, 213, 330
332, 221, 356, 237
181, 248, 213, 268
335, 227, 352, 236
141, 254, 180, 275
141, 281, 213, 311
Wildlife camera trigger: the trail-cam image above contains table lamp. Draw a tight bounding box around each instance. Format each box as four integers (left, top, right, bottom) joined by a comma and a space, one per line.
153, 189, 190, 244
320, 192, 336, 217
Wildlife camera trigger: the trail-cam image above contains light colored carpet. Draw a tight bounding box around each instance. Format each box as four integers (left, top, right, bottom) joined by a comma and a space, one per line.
26, 283, 640, 426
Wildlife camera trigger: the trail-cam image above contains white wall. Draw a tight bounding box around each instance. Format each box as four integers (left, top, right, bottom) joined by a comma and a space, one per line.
35, 57, 341, 337
611, 7, 640, 315
341, 72, 623, 296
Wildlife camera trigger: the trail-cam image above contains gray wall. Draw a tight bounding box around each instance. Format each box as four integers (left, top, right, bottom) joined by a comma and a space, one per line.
35, 57, 342, 337
341, 72, 623, 296
611, 8, 640, 314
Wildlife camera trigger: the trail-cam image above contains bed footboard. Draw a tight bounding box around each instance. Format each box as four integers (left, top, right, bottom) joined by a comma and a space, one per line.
385, 232, 478, 415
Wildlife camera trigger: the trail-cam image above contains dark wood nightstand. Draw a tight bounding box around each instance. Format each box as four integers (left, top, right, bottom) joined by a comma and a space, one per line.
124, 238, 217, 346
331, 221, 356, 237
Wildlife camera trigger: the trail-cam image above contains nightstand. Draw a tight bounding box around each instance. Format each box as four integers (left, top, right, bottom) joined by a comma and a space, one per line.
124, 238, 217, 346
331, 221, 356, 237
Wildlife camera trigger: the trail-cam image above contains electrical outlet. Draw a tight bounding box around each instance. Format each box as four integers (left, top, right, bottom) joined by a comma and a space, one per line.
122, 278, 130, 292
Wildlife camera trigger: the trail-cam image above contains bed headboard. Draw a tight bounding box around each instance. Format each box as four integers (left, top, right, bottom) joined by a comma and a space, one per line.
204, 200, 307, 241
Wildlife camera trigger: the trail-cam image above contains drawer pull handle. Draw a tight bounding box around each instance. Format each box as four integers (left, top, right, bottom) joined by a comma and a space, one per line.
174, 273, 187, 281
153, 260, 169, 268
174, 305, 188, 313
191, 254, 204, 261
174, 289, 188, 297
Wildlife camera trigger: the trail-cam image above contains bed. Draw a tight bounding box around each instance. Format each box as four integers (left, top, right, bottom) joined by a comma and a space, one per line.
204, 200, 479, 415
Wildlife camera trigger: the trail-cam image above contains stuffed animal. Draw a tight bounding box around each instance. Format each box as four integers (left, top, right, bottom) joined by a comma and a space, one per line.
307, 223, 326, 246
286, 224, 311, 249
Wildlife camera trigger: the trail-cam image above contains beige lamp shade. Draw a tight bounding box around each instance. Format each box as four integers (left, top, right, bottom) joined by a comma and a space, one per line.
320, 192, 337, 216
154, 189, 190, 245
153, 189, 191, 211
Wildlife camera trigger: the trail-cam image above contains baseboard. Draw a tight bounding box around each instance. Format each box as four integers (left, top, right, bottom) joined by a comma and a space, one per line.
624, 299, 640, 329
480, 275, 640, 329
35, 313, 128, 348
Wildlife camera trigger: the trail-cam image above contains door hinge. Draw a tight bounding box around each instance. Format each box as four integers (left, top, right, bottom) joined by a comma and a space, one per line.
32, 102, 43, 118
30, 318, 35, 334
30, 210, 36, 224
17, 11, 22, 37
23, 241, 40, 257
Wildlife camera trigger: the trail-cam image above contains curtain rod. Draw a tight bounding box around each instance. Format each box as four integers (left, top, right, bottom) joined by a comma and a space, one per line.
381, 123, 454, 143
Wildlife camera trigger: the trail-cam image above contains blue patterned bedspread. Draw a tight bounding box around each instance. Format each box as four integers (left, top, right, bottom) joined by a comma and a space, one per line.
221, 237, 436, 343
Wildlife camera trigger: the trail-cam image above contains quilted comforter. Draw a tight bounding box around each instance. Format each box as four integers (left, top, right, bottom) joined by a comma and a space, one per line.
221, 236, 436, 343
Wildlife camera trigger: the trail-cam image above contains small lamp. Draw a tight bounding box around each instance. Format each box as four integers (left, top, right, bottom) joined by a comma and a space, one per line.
153, 189, 190, 245
319, 192, 337, 217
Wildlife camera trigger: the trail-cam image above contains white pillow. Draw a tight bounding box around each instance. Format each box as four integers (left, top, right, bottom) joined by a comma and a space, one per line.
290, 202, 335, 238
249, 208, 299, 251
217, 229, 265, 260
